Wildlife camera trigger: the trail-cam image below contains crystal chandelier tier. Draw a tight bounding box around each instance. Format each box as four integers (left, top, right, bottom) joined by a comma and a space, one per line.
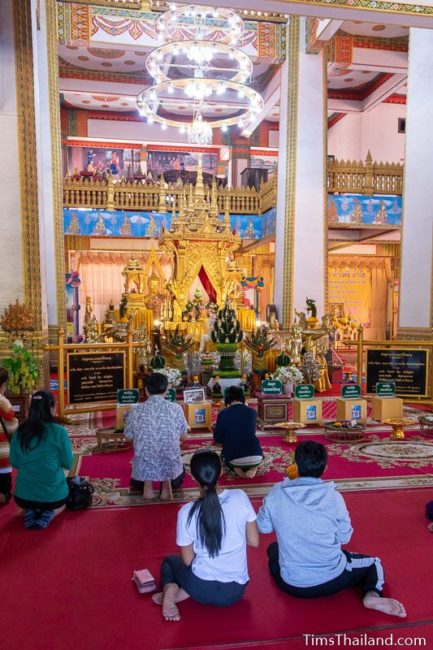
136, 3, 263, 144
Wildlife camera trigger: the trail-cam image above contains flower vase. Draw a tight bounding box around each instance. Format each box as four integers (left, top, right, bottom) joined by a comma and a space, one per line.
283, 382, 293, 396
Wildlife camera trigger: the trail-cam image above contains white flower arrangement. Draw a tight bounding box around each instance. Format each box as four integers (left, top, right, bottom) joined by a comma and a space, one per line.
153, 366, 182, 388
272, 365, 304, 385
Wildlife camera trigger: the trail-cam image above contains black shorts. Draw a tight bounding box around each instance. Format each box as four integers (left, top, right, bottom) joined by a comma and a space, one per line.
0, 473, 12, 501
14, 495, 68, 510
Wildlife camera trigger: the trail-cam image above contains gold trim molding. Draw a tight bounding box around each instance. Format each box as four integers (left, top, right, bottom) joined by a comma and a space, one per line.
322, 49, 329, 314
13, 0, 43, 330
281, 16, 300, 328
397, 327, 433, 341
46, 0, 66, 329
276, 0, 433, 17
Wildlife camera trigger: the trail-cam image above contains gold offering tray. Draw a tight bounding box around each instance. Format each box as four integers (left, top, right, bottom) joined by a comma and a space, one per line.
383, 417, 417, 440
272, 421, 305, 444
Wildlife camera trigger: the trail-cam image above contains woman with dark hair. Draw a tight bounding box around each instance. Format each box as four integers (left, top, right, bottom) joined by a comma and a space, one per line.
153, 450, 259, 621
10, 390, 73, 529
213, 386, 263, 479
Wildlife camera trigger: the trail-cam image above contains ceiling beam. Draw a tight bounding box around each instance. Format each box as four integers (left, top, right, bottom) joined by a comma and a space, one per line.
362, 73, 407, 111
195, 0, 433, 28
316, 19, 344, 42
241, 68, 282, 138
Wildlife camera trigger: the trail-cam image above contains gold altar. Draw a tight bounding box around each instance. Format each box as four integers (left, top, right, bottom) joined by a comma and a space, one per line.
159, 157, 242, 319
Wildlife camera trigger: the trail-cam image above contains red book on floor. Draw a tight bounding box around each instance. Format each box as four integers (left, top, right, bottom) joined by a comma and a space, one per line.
132, 569, 156, 594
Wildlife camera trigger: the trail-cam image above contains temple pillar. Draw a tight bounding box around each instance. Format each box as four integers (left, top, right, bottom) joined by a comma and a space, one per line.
398, 29, 433, 337
31, 0, 66, 336
274, 17, 327, 328
0, 1, 24, 311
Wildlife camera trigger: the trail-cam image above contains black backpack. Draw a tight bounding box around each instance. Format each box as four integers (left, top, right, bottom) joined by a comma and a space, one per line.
66, 477, 94, 511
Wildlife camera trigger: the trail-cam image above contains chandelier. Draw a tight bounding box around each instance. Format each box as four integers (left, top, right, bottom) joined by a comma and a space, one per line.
136, 4, 263, 144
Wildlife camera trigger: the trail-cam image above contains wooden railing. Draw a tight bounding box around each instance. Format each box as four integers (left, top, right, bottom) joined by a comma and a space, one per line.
63, 154, 404, 215
328, 151, 404, 195
63, 174, 277, 216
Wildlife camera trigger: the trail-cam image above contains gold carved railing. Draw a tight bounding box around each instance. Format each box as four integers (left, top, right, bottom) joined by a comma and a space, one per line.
63, 174, 277, 216
63, 154, 404, 215
328, 151, 404, 195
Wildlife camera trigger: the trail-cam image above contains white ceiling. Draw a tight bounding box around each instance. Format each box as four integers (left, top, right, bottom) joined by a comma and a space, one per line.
340, 21, 409, 38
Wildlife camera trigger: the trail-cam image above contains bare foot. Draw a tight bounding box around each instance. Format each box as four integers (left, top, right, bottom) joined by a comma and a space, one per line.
160, 481, 173, 501
233, 467, 247, 479
162, 584, 181, 622
153, 588, 190, 607
363, 592, 406, 618
245, 467, 258, 479
152, 592, 163, 605
428, 522, 433, 533
143, 481, 156, 500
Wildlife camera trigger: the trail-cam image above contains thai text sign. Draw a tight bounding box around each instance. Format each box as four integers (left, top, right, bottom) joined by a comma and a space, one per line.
117, 389, 139, 405
262, 380, 283, 395
295, 384, 315, 400
376, 382, 396, 398
67, 352, 125, 404
341, 384, 361, 399
366, 349, 427, 397
165, 388, 176, 402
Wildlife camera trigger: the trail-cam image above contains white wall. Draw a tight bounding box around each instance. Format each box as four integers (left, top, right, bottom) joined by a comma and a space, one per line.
0, 0, 24, 309
328, 113, 362, 161
361, 103, 406, 163
328, 103, 406, 163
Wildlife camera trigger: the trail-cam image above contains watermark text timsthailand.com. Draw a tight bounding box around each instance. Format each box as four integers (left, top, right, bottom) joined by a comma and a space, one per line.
304, 633, 426, 647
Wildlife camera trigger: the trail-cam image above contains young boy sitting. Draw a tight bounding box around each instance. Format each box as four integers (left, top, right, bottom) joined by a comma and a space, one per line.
257, 440, 406, 617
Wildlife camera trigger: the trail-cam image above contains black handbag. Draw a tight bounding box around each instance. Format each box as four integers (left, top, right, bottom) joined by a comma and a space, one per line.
66, 476, 94, 511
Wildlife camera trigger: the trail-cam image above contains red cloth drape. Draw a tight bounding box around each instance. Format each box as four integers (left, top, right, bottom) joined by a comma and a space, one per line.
198, 266, 217, 303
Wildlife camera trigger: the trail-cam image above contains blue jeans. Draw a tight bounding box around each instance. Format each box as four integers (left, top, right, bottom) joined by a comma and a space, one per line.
161, 555, 246, 607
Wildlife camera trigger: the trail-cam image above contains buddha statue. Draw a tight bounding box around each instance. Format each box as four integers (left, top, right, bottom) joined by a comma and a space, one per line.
144, 271, 166, 319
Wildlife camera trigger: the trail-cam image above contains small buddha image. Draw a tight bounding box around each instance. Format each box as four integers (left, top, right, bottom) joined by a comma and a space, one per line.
120, 215, 132, 236
375, 200, 388, 225
327, 198, 338, 224
239, 374, 250, 394
144, 271, 167, 319
147, 216, 158, 237
351, 198, 363, 224
212, 376, 222, 395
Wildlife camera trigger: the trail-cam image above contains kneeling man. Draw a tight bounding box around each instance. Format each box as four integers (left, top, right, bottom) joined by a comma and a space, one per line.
257, 440, 405, 617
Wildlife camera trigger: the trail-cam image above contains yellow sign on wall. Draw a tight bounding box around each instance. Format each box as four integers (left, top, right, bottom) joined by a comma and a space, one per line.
328, 266, 371, 325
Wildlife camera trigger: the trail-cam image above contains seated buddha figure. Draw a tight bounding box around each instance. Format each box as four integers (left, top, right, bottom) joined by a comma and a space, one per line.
144, 271, 166, 320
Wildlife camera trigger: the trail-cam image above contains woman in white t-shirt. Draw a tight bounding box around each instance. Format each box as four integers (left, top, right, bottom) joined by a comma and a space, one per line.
152, 450, 259, 621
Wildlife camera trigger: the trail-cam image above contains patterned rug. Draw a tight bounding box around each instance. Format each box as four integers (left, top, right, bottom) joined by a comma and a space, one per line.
72, 429, 433, 509
64, 400, 433, 509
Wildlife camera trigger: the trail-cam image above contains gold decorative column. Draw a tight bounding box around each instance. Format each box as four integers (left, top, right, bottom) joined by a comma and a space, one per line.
46, 0, 66, 332
277, 16, 299, 328
274, 17, 327, 327
13, 0, 43, 330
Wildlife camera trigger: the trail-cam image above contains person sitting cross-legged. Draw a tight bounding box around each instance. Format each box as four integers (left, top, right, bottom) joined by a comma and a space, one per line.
213, 386, 263, 479
125, 372, 188, 501
257, 440, 406, 618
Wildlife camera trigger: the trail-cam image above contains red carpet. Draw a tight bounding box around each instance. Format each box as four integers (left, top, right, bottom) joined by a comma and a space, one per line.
1, 488, 433, 650
78, 430, 433, 493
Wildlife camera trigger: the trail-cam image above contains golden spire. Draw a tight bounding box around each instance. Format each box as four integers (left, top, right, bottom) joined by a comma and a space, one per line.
210, 176, 218, 220
194, 155, 205, 206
